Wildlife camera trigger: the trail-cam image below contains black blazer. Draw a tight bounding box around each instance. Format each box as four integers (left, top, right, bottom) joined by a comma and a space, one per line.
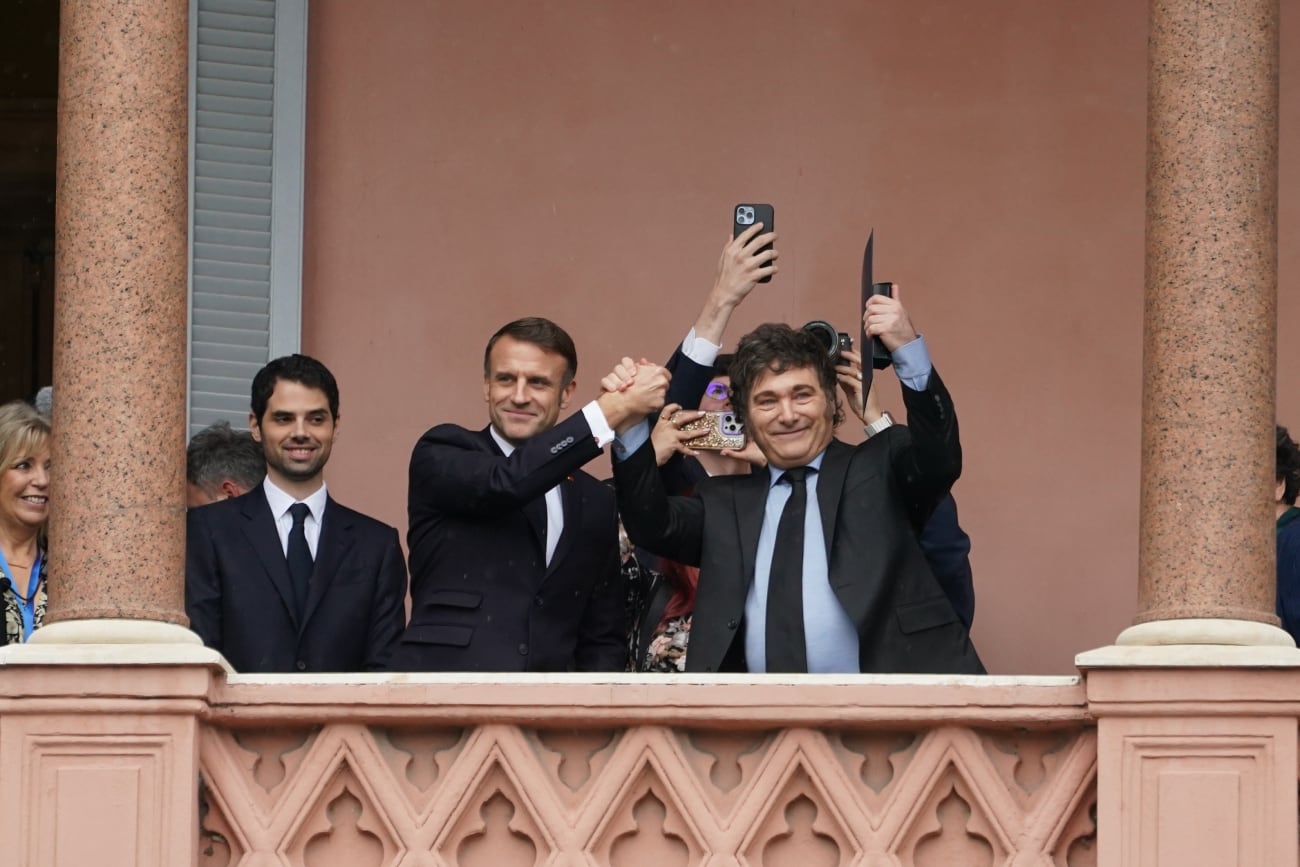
392, 412, 625, 672
185, 487, 408, 673
614, 368, 984, 675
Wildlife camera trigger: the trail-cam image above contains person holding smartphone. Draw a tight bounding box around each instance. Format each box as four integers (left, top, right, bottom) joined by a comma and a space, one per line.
616, 223, 776, 671
611, 288, 983, 675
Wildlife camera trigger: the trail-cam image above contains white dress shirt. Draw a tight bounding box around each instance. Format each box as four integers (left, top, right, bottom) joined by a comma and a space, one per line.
262, 476, 328, 558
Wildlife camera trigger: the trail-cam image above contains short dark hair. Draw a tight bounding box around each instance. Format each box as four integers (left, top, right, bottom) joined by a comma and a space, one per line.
728, 323, 843, 428
483, 317, 578, 387
187, 421, 266, 492
712, 353, 733, 379
250, 354, 340, 424
1278, 425, 1300, 505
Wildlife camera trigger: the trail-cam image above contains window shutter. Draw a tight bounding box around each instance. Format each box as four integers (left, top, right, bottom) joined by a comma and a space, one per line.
188, 0, 306, 435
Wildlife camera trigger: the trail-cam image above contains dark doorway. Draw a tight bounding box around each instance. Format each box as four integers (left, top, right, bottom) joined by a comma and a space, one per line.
0, 0, 57, 405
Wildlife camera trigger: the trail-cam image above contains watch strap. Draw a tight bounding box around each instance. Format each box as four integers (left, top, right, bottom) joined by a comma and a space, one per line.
863, 411, 895, 439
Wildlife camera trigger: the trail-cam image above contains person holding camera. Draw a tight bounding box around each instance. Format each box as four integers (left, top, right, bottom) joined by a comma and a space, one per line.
611, 291, 983, 675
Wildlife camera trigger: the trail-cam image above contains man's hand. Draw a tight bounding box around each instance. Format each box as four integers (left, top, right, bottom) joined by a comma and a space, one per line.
693, 223, 778, 344
598, 360, 670, 435
650, 404, 708, 466
834, 348, 867, 424
600, 357, 639, 394
834, 348, 886, 425
864, 284, 918, 353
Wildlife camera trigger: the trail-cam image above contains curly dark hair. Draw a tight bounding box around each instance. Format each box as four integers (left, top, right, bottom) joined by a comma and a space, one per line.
1278, 425, 1300, 505
727, 323, 843, 429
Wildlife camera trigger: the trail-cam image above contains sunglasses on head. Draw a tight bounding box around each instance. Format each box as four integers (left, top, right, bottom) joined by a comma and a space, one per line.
705, 381, 729, 400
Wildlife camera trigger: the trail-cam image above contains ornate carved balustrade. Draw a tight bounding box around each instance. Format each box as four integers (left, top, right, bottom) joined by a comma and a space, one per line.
196, 675, 1095, 867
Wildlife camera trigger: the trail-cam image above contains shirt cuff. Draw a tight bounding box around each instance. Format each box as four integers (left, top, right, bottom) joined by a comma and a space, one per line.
891, 334, 932, 391
613, 420, 651, 462
680, 328, 721, 367
581, 401, 617, 449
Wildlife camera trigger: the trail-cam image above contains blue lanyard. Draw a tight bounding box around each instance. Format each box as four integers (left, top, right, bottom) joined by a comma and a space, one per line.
0, 549, 42, 641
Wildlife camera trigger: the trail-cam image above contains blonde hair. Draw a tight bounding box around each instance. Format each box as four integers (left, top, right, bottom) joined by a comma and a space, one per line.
0, 401, 51, 474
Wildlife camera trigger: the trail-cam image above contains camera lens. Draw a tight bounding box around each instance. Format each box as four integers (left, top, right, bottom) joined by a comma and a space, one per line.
801, 320, 841, 361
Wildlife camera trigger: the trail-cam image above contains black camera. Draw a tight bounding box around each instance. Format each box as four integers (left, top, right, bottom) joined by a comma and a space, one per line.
802, 320, 853, 364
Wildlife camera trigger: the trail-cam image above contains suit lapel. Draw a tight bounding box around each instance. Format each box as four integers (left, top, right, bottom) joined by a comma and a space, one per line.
735, 467, 770, 592
240, 489, 299, 630
301, 498, 354, 630
482, 427, 547, 553
817, 439, 852, 556
543, 477, 579, 579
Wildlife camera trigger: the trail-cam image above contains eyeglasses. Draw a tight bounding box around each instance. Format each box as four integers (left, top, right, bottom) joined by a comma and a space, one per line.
705, 381, 729, 401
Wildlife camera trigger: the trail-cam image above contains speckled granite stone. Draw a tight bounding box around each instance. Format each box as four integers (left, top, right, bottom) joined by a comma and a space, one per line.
45, 0, 190, 625
1136, 0, 1279, 625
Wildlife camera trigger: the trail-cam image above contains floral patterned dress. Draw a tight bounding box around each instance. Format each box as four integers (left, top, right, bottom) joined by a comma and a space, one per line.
623, 550, 693, 673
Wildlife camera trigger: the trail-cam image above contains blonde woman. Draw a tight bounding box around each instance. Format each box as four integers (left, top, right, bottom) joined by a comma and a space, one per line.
0, 401, 50, 645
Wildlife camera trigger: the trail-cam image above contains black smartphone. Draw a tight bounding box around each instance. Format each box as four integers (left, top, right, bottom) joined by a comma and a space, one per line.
733, 204, 775, 283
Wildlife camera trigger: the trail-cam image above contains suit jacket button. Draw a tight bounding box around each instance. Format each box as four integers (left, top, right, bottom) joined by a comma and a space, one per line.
534, 596, 544, 607
295, 660, 307, 671
517, 643, 529, 655
727, 619, 738, 629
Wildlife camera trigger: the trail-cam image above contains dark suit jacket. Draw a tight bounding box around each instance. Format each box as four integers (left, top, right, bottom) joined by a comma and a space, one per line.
614, 368, 984, 675
921, 493, 975, 628
392, 412, 624, 672
185, 487, 408, 673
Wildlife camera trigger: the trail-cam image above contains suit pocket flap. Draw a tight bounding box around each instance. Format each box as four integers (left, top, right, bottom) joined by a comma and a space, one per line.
402, 624, 474, 647
896, 597, 958, 634
427, 590, 482, 609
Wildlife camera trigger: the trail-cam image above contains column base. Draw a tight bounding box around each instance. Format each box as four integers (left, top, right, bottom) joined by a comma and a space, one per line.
28, 618, 202, 645
1077, 618, 1300, 668
0, 619, 227, 669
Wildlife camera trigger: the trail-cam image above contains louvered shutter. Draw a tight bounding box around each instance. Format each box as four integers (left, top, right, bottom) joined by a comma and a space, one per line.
187, 0, 306, 435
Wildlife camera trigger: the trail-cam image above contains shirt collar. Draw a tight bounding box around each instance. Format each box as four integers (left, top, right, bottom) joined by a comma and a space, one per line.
489, 425, 516, 456
262, 475, 328, 520
766, 448, 828, 488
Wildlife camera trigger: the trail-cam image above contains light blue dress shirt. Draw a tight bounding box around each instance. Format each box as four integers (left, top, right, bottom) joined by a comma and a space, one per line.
744, 452, 861, 672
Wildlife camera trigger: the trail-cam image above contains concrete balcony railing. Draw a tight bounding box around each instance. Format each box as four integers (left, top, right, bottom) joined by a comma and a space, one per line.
199, 675, 1094, 866
0, 646, 1097, 867
5, 646, 1300, 866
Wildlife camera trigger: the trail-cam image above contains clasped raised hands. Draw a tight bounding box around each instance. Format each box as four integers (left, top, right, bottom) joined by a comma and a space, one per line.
598, 357, 671, 434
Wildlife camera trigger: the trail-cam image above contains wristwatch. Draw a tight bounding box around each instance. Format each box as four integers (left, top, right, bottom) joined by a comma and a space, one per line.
863, 411, 894, 439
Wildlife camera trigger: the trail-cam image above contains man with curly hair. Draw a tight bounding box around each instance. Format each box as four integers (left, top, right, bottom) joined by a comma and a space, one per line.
612, 289, 983, 675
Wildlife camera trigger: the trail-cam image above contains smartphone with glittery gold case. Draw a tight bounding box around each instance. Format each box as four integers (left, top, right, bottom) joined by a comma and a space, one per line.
676, 410, 746, 450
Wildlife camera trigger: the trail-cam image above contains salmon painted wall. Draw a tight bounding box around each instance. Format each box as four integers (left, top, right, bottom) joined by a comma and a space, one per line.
301, 1, 1300, 674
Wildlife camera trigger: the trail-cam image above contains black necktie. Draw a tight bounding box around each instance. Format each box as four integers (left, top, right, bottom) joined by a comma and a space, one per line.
766, 467, 812, 673
287, 502, 313, 620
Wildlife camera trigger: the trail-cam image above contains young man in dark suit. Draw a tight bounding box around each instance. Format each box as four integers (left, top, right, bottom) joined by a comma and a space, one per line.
185, 355, 408, 673
392, 317, 668, 672
613, 291, 983, 675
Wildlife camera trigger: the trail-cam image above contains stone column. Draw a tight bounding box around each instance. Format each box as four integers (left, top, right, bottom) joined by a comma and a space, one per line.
1120, 0, 1287, 648
38, 0, 196, 643
1078, 3, 1299, 865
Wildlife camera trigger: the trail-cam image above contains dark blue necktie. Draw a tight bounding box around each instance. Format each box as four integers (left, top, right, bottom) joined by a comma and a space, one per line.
287, 502, 313, 620
767, 467, 812, 673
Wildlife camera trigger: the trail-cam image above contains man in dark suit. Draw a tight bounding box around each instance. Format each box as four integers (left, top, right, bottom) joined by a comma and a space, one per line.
185, 354, 407, 673
613, 291, 983, 675
392, 317, 668, 672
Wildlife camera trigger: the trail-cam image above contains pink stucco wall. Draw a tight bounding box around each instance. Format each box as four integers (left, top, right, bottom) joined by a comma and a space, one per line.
300, 1, 1300, 674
